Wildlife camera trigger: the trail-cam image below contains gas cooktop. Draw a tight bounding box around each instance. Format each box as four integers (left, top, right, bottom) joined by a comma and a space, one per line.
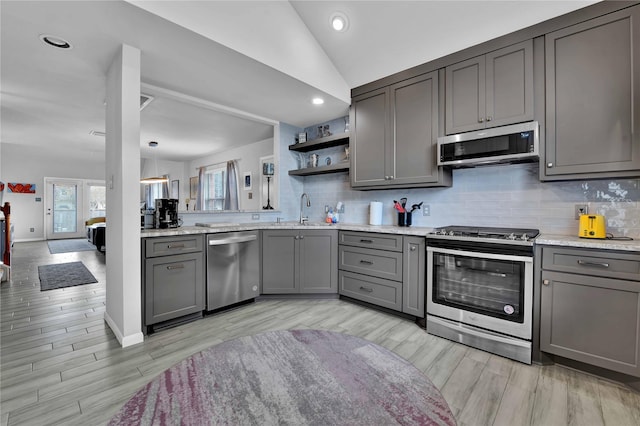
428, 226, 540, 243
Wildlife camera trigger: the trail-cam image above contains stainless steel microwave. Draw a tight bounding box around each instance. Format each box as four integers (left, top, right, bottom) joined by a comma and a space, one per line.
437, 121, 539, 168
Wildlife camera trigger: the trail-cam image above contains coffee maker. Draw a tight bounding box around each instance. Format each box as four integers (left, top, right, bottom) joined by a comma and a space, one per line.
154, 198, 179, 229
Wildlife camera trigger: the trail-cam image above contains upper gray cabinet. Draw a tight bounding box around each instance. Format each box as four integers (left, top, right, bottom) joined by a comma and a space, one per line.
445, 40, 534, 135
351, 71, 451, 189
543, 6, 640, 180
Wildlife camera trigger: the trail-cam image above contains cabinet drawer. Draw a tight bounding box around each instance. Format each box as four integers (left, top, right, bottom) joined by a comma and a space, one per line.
145, 252, 205, 325
339, 231, 403, 252
542, 247, 640, 281
145, 235, 204, 258
339, 245, 402, 281
339, 271, 402, 311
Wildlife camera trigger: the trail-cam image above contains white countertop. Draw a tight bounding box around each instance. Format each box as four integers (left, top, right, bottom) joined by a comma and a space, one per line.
536, 234, 640, 252
141, 225, 639, 252
141, 222, 433, 238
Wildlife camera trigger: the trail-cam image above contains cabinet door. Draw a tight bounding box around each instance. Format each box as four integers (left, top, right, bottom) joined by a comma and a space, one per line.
445, 55, 486, 134
544, 7, 640, 179
299, 230, 338, 293
261, 230, 298, 294
402, 236, 425, 318
391, 72, 440, 186
145, 252, 204, 325
540, 271, 640, 377
351, 87, 391, 187
486, 40, 533, 128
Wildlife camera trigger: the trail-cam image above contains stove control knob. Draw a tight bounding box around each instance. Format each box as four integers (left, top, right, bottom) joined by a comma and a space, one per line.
449, 231, 455, 236
508, 233, 517, 240
521, 233, 529, 241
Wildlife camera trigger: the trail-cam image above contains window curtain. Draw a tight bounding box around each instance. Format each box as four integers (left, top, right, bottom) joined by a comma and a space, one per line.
195, 167, 205, 211
224, 160, 239, 210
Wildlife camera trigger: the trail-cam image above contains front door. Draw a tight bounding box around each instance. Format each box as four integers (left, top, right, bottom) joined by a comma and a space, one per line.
45, 179, 85, 240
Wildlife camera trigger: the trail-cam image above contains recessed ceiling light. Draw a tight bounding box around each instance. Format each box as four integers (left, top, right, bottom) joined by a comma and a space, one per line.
312, 98, 324, 105
148, 141, 159, 147
330, 12, 349, 32
39, 34, 72, 49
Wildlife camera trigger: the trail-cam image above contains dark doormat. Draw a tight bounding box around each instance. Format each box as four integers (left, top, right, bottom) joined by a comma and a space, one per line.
48, 238, 95, 254
38, 261, 98, 291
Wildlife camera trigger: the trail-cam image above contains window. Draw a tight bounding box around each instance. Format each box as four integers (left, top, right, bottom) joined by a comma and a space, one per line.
88, 184, 106, 218
203, 167, 226, 211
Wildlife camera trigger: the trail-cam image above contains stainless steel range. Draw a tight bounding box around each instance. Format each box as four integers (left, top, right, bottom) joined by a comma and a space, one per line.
426, 226, 539, 364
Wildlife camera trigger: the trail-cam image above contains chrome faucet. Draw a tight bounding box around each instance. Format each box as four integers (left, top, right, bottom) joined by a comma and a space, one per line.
299, 193, 310, 224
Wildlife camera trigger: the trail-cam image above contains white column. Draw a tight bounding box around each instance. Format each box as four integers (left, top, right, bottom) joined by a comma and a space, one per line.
104, 44, 143, 347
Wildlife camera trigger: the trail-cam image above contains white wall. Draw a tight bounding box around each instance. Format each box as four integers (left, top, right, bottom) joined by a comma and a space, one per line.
0, 142, 105, 241
189, 137, 274, 211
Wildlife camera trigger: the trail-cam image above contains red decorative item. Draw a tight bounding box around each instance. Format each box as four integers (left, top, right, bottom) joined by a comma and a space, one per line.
7, 182, 36, 193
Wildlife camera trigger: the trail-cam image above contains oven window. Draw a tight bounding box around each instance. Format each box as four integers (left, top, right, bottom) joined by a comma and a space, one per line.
432, 252, 525, 323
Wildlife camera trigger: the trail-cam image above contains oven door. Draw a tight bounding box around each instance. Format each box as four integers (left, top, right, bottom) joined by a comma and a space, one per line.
427, 246, 533, 340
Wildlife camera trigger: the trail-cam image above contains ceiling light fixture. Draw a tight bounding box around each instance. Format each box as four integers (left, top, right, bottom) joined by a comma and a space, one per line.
39, 34, 72, 49
330, 12, 349, 32
141, 141, 169, 184
312, 97, 324, 105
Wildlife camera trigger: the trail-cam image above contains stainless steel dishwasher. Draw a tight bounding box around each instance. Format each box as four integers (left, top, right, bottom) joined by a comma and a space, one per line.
206, 231, 260, 311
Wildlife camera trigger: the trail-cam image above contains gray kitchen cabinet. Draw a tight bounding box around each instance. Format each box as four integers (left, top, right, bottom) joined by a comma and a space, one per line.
142, 235, 205, 330
539, 246, 640, 377
351, 71, 451, 189
402, 236, 425, 318
445, 40, 533, 134
261, 229, 338, 294
339, 231, 424, 318
543, 6, 640, 180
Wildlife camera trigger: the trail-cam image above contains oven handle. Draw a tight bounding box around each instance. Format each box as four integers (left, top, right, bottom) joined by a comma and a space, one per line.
427, 246, 533, 263
427, 315, 531, 348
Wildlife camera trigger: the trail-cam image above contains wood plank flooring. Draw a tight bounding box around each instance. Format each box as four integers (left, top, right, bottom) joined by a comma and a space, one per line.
1, 240, 640, 425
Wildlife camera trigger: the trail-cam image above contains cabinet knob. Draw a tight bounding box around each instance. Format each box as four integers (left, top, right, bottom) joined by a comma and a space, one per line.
299, 235, 304, 240
384, 176, 389, 180
486, 116, 493, 121
542, 279, 550, 286
295, 236, 299, 240
389, 175, 393, 180
478, 118, 484, 123
410, 246, 416, 251
547, 162, 553, 168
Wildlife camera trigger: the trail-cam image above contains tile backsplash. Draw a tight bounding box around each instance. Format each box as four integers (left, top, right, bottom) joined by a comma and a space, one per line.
302, 163, 640, 238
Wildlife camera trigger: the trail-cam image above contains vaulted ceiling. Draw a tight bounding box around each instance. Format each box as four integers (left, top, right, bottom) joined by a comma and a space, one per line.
0, 1, 598, 161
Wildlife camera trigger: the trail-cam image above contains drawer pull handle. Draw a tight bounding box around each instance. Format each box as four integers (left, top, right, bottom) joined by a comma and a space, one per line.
359, 260, 374, 265
360, 239, 373, 243
577, 260, 609, 268
167, 244, 185, 249
359, 286, 373, 293
166, 264, 185, 270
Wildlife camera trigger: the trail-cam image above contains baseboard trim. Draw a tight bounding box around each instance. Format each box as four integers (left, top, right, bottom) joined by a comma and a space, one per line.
14, 238, 45, 243
104, 312, 144, 348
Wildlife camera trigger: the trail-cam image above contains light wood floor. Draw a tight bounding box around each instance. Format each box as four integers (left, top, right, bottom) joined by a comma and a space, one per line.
1, 241, 639, 426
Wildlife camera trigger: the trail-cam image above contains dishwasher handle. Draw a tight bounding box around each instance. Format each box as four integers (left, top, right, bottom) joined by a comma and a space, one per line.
208, 234, 257, 246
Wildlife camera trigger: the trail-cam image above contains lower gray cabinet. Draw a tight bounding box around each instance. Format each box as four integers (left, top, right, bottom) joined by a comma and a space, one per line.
539, 246, 640, 377
403, 236, 425, 318
338, 231, 425, 318
261, 230, 338, 294
143, 235, 205, 329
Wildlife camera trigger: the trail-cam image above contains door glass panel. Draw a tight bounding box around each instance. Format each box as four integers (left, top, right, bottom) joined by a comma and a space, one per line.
432, 252, 525, 323
53, 184, 77, 233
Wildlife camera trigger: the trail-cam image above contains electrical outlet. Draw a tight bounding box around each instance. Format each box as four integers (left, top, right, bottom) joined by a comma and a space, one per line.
574, 204, 588, 220
422, 204, 430, 216
30, 227, 35, 232
251, 213, 260, 220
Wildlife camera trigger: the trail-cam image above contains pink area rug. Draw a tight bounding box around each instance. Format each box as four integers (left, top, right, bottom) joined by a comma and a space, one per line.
109, 329, 456, 425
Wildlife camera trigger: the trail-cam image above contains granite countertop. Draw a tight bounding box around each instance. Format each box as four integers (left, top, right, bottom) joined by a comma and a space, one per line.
141, 222, 433, 238
141, 225, 639, 252
537, 234, 640, 252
